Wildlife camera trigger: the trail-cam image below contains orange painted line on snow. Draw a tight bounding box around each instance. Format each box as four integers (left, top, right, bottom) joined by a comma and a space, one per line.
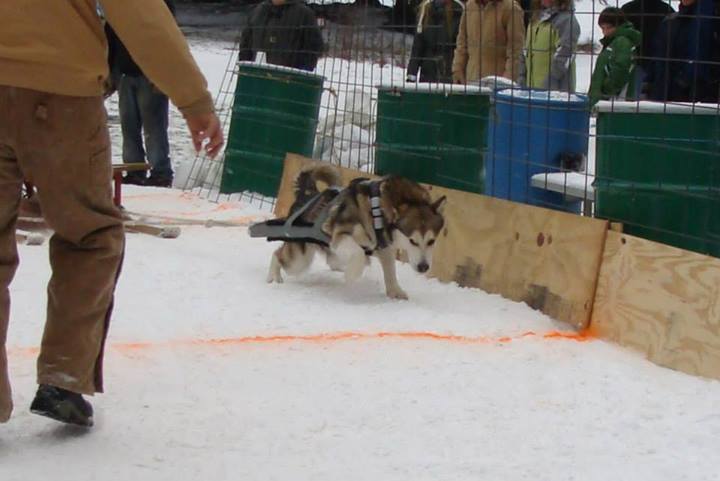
7, 330, 594, 357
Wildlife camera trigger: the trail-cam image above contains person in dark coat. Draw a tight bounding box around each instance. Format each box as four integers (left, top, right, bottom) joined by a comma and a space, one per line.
649, 0, 720, 102
621, 0, 673, 96
621, 0, 674, 72
106, 0, 178, 187
406, 0, 465, 83
238, 0, 324, 72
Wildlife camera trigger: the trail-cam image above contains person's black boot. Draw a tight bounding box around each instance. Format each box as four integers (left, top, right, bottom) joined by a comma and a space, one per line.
30, 384, 94, 427
144, 174, 173, 188
122, 172, 147, 186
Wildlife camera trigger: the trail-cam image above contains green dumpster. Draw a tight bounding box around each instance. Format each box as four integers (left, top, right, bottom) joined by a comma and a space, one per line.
594, 101, 720, 257
221, 62, 324, 196
375, 84, 491, 193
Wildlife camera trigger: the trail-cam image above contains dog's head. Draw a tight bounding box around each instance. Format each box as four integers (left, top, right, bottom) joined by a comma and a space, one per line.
393, 196, 446, 274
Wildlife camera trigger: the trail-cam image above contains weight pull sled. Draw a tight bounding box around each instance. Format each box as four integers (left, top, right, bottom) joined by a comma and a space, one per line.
248, 187, 344, 246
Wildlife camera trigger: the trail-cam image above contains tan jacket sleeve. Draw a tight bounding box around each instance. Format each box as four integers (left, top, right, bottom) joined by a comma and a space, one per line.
100, 0, 214, 117
452, 7, 469, 82
503, 0, 526, 81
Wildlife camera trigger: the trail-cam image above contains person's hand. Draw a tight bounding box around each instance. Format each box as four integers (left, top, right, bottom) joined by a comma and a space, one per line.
185, 112, 224, 158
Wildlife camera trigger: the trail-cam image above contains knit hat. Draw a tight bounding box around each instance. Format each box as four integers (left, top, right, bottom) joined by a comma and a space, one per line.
598, 7, 626, 27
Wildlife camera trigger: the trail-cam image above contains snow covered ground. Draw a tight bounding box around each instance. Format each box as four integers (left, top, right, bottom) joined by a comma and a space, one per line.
5, 26, 719, 480
4, 188, 720, 481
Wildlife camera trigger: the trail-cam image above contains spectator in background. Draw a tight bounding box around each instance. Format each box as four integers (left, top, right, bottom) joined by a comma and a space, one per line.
588, 8, 641, 105
407, 0, 465, 83
620, 0, 674, 95
519, 0, 581, 92
106, 0, 177, 188
238, 0, 324, 72
650, 0, 720, 102
452, 0, 526, 84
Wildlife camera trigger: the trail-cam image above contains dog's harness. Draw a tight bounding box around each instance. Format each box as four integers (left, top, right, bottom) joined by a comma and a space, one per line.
248, 179, 391, 254
366, 180, 389, 252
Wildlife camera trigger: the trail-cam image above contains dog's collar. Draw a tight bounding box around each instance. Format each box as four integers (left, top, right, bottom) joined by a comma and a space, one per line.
368, 180, 389, 251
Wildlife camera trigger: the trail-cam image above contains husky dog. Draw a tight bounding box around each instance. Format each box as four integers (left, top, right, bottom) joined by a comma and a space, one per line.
266, 164, 446, 299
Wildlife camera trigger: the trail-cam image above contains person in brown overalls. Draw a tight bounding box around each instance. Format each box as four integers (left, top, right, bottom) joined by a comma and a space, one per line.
0, 0, 224, 427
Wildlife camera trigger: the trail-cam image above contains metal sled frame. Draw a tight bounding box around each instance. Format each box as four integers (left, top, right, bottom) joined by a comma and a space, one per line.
248, 187, 344, 246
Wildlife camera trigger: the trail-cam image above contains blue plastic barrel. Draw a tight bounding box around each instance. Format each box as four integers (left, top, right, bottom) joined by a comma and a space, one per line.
485, 89, 589, 212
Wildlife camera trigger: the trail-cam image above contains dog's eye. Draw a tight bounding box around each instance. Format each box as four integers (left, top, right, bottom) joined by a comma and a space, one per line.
409, 239, 419, 246
427, 239, 435, 246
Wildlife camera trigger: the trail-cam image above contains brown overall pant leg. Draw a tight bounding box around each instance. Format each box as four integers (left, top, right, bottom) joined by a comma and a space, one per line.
0, 87, 125, 422
0, 140, 21, 423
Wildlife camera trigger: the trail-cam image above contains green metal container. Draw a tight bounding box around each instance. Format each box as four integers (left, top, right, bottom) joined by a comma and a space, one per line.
221, 63, 324, 196
594, 102, 720, 257
375, 84, 491, 193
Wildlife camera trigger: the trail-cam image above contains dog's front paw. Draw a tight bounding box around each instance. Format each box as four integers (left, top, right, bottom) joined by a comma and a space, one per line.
266, 271, 284, 284
386, 286, 408, 300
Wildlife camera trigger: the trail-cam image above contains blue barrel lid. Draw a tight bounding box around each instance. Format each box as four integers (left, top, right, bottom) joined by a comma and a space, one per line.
494, 88, 588, 107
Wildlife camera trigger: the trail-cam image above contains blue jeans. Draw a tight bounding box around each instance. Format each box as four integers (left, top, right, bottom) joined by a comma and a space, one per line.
634, 65, 647, 100
118, 75, 172, 178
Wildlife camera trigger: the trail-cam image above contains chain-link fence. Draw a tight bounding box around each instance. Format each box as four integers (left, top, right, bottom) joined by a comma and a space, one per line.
183, 0, 720, 256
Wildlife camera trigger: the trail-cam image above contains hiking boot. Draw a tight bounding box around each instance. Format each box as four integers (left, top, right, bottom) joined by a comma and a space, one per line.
30, 384, 94, 427
122, 173, 147, 186
144, 174, 173, 188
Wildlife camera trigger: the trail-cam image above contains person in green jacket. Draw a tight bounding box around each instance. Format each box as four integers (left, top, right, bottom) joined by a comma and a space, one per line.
588, 8, 642, 105
519, 0, 581, 92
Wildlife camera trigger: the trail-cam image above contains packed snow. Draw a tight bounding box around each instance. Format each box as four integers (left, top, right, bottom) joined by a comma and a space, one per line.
4, 187, 720, 481
496, 88, 589, 103
594, 100, 720, 114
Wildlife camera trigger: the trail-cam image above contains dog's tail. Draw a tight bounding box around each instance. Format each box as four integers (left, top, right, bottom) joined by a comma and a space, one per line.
294, 164, 342, 203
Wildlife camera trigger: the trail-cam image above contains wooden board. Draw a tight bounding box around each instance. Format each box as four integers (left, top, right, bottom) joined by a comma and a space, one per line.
591, 231, 720, 379
275, 154, 608, 329
124, 223, 181, 239
428, 186, 608, 329
112, 162, 150, 174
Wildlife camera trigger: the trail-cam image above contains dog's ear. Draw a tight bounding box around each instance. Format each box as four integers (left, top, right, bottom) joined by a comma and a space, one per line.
432, 196, 447, 215
391, 203, 408, 222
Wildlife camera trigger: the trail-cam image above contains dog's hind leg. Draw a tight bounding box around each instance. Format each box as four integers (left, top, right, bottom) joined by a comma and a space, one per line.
267, 247, 285, 284
376, 247, 408, 300
267, 243, 316, 284
325, 250, 344, 272
331, 234, 367, 283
